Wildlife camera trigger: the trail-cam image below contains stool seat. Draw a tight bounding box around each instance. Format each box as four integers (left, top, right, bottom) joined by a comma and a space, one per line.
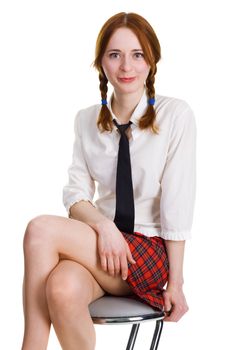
89, 296, 164, 324
89, 296, 165, 350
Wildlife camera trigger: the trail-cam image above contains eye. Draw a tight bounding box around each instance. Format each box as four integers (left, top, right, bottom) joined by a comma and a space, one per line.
134, 52, 144, 59
109, 52, 120, 59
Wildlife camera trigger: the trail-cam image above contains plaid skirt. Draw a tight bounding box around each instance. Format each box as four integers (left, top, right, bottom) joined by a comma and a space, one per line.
121, 231, 169, 311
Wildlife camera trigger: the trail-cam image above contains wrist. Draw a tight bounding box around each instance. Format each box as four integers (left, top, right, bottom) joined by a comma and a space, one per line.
167, 279, 184, 290
93, 219, 115, 234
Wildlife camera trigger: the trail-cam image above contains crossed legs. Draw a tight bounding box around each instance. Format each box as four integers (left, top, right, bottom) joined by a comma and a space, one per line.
21, 215, 133, 350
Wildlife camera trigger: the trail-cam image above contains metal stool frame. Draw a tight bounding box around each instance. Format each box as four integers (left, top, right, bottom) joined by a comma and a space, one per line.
89, 296, 165, 350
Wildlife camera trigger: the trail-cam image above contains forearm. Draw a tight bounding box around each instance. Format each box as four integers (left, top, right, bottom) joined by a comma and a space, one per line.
69, 200, 114, 233
164, 240, 185, 287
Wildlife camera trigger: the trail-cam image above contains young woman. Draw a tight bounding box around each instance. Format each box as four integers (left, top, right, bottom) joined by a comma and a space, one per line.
21, 12, 196, 350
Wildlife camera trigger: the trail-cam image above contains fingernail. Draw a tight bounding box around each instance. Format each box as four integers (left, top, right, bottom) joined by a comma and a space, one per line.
165, 309, 172, 316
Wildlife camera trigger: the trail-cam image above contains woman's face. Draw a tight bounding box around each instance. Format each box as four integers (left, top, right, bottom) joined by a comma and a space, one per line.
101, 27, 150, 95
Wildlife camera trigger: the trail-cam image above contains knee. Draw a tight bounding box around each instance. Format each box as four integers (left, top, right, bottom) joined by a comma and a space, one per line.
23, 215, 52, 252
46, 271, 91, 312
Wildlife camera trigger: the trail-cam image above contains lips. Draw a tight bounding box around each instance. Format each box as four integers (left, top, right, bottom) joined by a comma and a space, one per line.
118, 77, 136, 83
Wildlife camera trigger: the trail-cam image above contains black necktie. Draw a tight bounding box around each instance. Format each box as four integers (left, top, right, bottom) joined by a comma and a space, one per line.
113, 119, 135, 234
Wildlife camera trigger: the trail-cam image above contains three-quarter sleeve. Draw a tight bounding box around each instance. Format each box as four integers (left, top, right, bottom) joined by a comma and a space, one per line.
63, 111, 96, 214
160, 104, 196, 240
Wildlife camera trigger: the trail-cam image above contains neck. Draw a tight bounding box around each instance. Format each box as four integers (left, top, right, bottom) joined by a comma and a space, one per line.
111, 88, 144, 124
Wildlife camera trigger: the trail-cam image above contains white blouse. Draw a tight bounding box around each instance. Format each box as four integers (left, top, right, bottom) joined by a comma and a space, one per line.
63, 91, 196, 240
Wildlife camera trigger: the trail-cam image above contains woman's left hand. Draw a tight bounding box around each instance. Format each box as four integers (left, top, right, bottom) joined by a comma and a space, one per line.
162, 284, 189, 322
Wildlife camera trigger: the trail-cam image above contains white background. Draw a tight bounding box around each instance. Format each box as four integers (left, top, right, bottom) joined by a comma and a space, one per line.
0, 0, 232, 349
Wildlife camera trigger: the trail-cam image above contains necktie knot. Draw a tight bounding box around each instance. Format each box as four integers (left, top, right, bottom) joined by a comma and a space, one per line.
113, 119, 132, 135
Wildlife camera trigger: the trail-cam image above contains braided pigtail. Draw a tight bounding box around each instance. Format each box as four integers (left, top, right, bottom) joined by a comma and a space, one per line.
139, 68, 159, 134
96, 72, 113, 132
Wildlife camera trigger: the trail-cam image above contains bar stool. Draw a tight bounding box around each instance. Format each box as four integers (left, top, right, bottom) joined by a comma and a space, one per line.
89, 295, 165, 350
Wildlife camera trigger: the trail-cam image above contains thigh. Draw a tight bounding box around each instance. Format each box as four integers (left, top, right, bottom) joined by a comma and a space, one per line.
30, 215, 133, 296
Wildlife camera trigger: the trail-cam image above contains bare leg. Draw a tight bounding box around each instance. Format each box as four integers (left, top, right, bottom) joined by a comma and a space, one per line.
46, 259, 105, 350
21, 215, 132, 350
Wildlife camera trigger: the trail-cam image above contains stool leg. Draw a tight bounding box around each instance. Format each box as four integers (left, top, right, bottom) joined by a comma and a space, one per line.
149, 320, 164, 350
125, 323, 140, 350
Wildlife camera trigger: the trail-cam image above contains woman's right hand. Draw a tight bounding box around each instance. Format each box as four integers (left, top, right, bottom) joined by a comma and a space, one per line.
95, 220, 136, 280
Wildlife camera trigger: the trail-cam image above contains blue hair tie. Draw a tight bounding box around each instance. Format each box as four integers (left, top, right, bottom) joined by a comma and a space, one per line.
101, 99, 107, 105
148, 98, 155, 105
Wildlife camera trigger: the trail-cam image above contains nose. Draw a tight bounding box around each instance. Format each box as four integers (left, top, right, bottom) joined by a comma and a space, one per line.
120, 56, 132, 72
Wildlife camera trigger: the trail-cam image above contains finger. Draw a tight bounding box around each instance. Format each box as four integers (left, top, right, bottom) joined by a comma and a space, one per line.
113, 256, 121, 275
164, 305, 183, 322
163, 291, 172, 315
100, 254, 107, 272
164, 307, 175, 322
107, 256, 115, 276
126, 244, 136, 264
120, 255, 129, 280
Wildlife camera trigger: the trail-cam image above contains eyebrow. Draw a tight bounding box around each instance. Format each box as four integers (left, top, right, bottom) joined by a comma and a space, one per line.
106, 49, 143, 52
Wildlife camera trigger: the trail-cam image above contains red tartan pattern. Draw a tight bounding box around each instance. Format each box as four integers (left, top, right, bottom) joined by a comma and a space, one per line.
121, 231, 169, 311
